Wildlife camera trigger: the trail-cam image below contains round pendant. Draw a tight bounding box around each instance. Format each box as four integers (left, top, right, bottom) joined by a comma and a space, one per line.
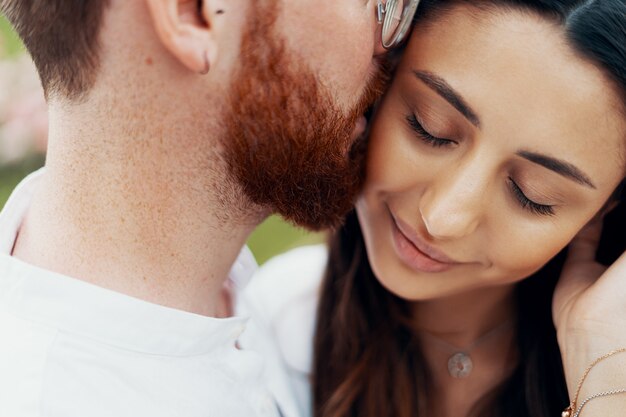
447, 352, 473, 378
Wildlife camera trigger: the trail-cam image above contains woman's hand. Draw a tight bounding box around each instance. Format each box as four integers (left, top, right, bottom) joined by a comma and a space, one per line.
553, 218, 626, 411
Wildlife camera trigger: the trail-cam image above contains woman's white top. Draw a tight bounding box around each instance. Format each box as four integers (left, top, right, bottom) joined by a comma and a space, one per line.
238, 245, 328, 417
0, 169, 283, 417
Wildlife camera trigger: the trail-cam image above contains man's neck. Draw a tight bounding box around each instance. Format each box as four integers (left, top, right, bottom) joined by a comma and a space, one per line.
12, 99, 266, 317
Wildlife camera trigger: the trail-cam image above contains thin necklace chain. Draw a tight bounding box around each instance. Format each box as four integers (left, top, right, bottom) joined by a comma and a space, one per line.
418, 319, 514, 354
563, 348, 626, 417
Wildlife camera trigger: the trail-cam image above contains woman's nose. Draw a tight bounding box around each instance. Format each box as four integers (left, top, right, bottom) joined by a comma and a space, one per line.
419, 169, 487, 240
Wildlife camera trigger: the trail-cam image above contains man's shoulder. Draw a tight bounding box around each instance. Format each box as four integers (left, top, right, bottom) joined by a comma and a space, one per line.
240, 244, 328, 375
237, 245, 328, 417
0, 298, 277, 417
0, 309, 58, 415
245, 244, 328, 316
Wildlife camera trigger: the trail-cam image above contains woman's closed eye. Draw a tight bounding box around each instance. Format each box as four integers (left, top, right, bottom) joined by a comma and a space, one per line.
406, 113, 557, 216
406, 114, 456, 148
508, 177, 555, 216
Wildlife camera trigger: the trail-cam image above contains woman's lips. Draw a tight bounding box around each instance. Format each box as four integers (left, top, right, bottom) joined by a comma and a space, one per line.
390, 210, 460, 273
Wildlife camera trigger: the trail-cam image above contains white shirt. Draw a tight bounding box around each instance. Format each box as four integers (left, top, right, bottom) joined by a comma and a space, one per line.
0, 169, 282, 417
238, 245, 327, 417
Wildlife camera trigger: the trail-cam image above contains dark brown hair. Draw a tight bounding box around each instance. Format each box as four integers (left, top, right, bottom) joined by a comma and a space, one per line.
313, 1, 626, 416
0, 0, 110, 99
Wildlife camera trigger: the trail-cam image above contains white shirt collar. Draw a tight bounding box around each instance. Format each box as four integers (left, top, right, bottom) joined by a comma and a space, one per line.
0, 168, 258, 356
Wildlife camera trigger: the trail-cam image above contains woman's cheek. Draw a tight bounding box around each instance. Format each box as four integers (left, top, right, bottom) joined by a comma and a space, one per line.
487, 224, 575, 281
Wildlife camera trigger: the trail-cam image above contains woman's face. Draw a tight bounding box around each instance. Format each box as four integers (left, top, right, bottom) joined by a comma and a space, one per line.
357, 5, 626, 301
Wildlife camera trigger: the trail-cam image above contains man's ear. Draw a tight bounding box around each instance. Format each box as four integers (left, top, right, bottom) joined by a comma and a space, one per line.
145, 0, 223, 74
374, 26, 387, 56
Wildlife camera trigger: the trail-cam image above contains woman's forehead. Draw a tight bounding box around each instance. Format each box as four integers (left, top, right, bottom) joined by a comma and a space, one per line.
400, 4, 626, 182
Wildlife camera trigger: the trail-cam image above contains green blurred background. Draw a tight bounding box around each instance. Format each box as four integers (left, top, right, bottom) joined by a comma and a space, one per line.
0, 15, 323, 264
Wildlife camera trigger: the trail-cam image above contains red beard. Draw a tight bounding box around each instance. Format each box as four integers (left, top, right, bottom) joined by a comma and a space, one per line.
224, 4, 389, 230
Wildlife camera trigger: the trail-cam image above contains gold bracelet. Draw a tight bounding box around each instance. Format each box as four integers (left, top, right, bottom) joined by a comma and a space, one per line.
562, 348, 626, 417
571, 388, 626, 417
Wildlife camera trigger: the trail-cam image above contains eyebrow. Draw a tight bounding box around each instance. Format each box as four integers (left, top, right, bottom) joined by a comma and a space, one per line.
412, 70, 597, 189
517, 150, 596, 189
412, 70, 481, 127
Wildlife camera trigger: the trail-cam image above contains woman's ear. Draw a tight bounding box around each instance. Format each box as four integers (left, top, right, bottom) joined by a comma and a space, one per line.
145, 0, 223, 74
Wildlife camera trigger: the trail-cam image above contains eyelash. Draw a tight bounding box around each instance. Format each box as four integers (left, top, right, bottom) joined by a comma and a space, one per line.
405, 113, 555, 216
508, 177, 555, 216
406, 114, 455, 147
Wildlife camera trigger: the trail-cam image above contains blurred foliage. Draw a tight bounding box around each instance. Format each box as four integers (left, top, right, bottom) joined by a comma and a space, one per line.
0, 15, 23, 57
249, 216, 325, 264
